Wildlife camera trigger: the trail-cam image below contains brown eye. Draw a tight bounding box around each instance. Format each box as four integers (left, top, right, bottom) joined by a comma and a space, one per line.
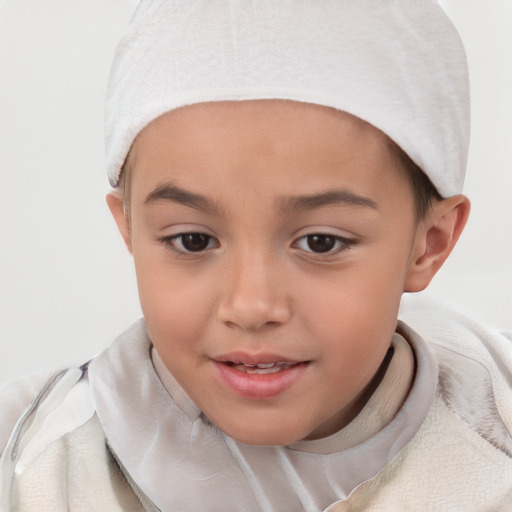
179, 233, 212, 252
306, 234, 337, 253
294, 233, 358, 256
163, 232, 218, 254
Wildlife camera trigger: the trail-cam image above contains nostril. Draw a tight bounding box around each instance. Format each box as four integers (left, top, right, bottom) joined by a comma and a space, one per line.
217, 273, 291, 330
223, 318, 282, 331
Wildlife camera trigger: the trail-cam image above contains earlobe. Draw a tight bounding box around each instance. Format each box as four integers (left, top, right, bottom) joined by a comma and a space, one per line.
106, 192, 133, 253
404, 194, 470, 292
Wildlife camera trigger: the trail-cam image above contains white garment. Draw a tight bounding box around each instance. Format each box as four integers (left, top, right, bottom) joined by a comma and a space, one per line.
1, 298, 511, 511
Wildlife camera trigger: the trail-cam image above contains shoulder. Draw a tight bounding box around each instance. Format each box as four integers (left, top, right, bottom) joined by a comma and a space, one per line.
0, 364, 147, 510
0, 366, 94, 462
0, 370, 54, 454
0, 319, 149, 458
399, 294, 512, 381
399, 294, 512, 451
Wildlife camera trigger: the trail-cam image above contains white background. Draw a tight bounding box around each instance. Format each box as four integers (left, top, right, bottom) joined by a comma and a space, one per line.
0, 0, 511, 384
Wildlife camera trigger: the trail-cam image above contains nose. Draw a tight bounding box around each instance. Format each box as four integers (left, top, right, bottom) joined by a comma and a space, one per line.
217, 251, 291, 331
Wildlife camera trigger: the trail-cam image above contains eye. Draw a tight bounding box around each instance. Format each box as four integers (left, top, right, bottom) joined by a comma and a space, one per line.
163, 232, 219, 254
294, 234, 357, 254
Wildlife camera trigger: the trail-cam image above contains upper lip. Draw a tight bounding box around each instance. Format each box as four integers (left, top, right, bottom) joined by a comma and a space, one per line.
213, 352, 305, 365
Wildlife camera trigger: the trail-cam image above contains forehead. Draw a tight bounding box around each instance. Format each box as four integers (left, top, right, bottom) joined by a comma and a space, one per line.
126, 100, 411, 210
132, 100, 384, 152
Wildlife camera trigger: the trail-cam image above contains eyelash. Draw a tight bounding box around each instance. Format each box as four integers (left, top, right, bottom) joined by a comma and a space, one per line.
158, 231, 359, 259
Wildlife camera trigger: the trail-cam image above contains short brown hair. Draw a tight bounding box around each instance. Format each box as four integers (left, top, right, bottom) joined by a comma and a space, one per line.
387, 141, 442, 220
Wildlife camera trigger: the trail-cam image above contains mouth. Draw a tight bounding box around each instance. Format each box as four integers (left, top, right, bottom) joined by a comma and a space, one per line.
212, 356, 309, 400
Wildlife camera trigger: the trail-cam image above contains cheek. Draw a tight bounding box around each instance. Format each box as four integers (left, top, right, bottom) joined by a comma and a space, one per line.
296, 248, 410, 359
132, 247, 216, 354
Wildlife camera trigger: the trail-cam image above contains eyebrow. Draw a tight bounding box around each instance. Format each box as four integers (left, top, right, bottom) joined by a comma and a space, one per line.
144, 182, 377, 216
279, 189, 378, 214
144, 182, 220, 214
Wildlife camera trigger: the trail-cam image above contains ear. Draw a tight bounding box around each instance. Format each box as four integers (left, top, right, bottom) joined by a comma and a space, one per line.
106, 192, 132, 253
404, 194, 470, 292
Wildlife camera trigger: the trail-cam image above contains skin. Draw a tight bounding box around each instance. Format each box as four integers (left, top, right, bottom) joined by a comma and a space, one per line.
107, 100, 469, 446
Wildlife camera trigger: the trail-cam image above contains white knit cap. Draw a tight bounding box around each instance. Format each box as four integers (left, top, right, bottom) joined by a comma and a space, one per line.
105, 0, 470, 197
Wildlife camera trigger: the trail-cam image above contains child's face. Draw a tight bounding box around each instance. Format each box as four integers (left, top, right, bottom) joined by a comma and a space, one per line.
115, 100, 426, 445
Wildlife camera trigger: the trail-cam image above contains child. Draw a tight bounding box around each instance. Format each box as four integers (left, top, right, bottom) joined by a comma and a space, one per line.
1, 1, 511, 510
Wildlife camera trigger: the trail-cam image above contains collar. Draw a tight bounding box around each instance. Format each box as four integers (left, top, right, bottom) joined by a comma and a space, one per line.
89, 320, 437, 510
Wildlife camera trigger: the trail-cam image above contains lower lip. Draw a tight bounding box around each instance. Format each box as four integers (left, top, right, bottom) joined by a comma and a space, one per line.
212, 361, 309, 400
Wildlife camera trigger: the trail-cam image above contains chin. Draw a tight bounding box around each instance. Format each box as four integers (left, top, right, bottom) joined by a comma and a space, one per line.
218, 421, 306, 446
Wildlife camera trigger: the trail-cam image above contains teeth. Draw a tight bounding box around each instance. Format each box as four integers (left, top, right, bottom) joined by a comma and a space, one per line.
251, 363, 275, 369
246, 365, 282, 374
230, 362, 296, 374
